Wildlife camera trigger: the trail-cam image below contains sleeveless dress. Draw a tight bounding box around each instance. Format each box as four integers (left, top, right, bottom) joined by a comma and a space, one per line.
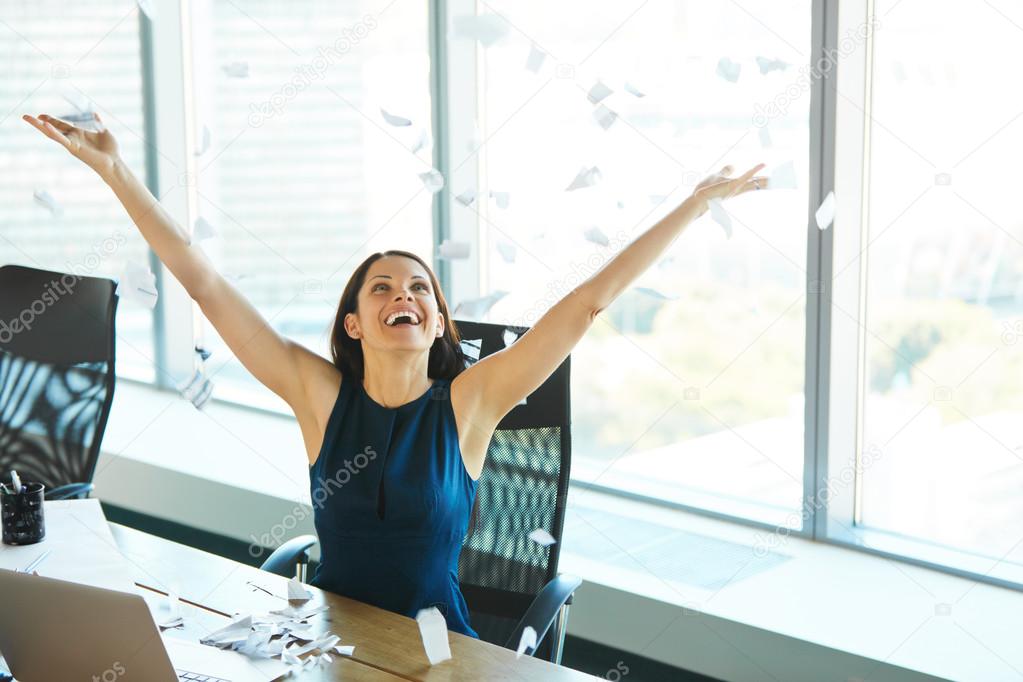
308, 374, 479, 637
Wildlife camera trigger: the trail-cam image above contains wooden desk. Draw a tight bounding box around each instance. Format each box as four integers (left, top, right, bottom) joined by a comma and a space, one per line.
110, 523, 599, 681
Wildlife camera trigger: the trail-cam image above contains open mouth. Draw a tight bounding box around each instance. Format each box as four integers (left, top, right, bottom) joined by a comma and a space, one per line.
384, 312, 421, 328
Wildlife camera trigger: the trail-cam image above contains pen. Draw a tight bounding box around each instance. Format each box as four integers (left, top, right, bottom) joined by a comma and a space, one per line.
20, 549, 51, 574
9, 470, 21, 495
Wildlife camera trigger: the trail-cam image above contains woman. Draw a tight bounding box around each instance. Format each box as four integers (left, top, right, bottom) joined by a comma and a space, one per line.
23, 111, 767, 637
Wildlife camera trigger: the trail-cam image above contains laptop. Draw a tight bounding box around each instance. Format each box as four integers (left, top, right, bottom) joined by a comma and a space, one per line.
0, 569, 230, 681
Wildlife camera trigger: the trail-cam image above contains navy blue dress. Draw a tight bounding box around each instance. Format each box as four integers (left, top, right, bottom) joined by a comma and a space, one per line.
308, 374, 479, 637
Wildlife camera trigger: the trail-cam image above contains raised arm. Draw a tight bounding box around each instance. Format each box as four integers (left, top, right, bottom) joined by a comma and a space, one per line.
460, 164, 767, 440
22, 113, 333, 414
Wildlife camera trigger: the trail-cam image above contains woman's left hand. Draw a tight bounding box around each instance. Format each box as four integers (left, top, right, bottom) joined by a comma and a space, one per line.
688, 163, 768, 216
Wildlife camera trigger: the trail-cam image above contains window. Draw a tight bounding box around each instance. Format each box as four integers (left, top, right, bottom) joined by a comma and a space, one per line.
1, 2, 154, 381
472, 1, 811, 525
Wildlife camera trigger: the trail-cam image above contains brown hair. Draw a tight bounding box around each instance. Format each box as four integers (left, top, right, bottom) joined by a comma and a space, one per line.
329, 250, 466, 382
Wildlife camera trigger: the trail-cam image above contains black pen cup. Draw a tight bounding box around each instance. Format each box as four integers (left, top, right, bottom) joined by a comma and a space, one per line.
1, 481, 46, 545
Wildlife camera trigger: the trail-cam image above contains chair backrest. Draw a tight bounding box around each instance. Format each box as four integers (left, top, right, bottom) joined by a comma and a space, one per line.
0, 264, 118, 489
452, 319, 571, 660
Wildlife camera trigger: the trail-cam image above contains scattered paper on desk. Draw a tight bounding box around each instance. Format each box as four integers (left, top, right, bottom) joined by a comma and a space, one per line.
624, 81, 646, 98
583, 225, 610, 247
193, 216, 217, 242
489, 190, 510, 209
716, 57, 741, 83
270, 603, 329, 620
768, 161, 798, 190
525, 43, 547, 73
756, 56, 789, 75
453, 291, 508, 320
587, 80, 613, 105
815, 190, 836, 230
419, 169, 445, 193
380, 108, 412, 127
116, 261, 159, 309
287, 577, 311, 602
516, 626, 537, 659
566, 166, 602, 191
528, 528, 557, 546
758, 124, 772, 148
334, 645, 355, 656
452, 14, 509, 47
416, 607, 452, 665
438, 239, 469, 260
708, 198, 733, 239
592, 104, 618, 131
222, 61, 249, 78
201, 615, 254, 646
455, 189, 476, 207
495, 239, 516, 264
33, 188, 63, 217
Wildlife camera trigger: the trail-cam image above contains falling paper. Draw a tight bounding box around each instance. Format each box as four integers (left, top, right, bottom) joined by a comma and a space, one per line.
495, 239, 516, 264
453, 291, 508, 320
489, 190, 510, 209
410, 128, 429, 154
528, 528, 556, 546
116, 261, 159, 310
460, 338, 482, 365
755, 56, 790, 75
592, 104, 618, 131
452, 14, 509, 47
516, 626, 537, 659
767, 161, 798, 190
416, 607, 452, 665
59, 111, 103, 132
624, 81, 646, 98
222, 61, 249, 78
455, 189, 476, 207
587, 80, 613, 105
815, 190, 836, 230
195, 124, 211, 156
287, 577, 311, 602
380, 108, 412, 127
634, 286, 680, 301
502, 328, 520, 349
176, 368, 214, 410
438, 239, 470, 260
583, 226, 610, 247
525, 43, 547, 73
193, 216, 217, 242
758, 125, 772, 148
566, 166, 602, 191
707, 198, 733, 239
716, 57, 741, 83
33, 189, 63, 217
419, 169, 445, 193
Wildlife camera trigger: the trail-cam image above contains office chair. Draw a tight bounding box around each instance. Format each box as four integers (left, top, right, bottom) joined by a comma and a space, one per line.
259, 534, 318, 581
454, 319, 580, 665
0, 264, 117, 498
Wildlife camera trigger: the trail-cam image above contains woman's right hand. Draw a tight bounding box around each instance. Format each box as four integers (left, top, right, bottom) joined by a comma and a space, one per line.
22, 113, 122, 180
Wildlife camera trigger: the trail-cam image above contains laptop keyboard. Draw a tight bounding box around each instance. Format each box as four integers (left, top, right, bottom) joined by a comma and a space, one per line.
176, 670, 230, 682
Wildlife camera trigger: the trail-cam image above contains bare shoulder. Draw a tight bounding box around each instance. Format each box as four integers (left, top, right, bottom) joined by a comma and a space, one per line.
287, 344, 343, 465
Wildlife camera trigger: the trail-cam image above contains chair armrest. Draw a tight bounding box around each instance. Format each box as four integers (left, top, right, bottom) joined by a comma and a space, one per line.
259, 535, 318, 578
504, 573, 583, 655
44, 482, 95, 500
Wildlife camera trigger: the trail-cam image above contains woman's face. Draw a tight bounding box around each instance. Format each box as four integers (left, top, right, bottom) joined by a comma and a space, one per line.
346, 256, 443, 351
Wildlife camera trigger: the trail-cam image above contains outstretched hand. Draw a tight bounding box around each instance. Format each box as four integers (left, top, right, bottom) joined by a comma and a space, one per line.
22, 113, 122, 179
688, 163, 768, 216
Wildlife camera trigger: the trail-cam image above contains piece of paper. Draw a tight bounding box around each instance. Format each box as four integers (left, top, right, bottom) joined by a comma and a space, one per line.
193, 216, 217, 242
419, 169, 445, 193
489, 190, 510, 209
592, 104, 618, 131
437, 239, 470, 260
624, 81, 646, 98
222, 61, 249, 78
758, 124, 772, 148
201, 615, 254, 646
286, 633, 339, 657
287, 577, 312, 602
33, 188, 63, 217
525, 43, 547, 73
566, 166, 602, 191
455, 189, 476, 207
587, 80, 613, 105
495, 239, 516, 264
334, 645, 355, 656
460, 338, 482, 364
815, 190, 836, 230
583, 226, 610, 247
452, 291, 508, 320
416, 607, 452, 665
59, 111, 104, 132
380, 108, 412, 127
165, 638, 289, 681
707, 198, 733, 239
768, 161, 798, 190
756, 56, 790, 75
452, 14, 509, 47
410, 127, 429, 154
528, 528, 557, 546
270, 603, 329, 620
195, 124, 211, 156
516, 626, 537, 659
502, 328, 520, 349
115, 261, 159, 310
716, 57, 741, 83
176, 368, 214, 410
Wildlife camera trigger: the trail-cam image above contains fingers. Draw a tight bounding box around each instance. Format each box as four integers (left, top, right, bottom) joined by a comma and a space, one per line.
22, 114, 72, 150
726, 163, 767, 198
39, 114, 77, 134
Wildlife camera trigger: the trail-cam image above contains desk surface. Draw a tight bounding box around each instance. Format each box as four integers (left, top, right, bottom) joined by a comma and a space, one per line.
110, 523, 598, 681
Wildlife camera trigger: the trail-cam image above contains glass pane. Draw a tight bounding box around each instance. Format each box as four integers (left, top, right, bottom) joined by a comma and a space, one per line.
1, 1, 154, 382
195, 0, 432, 410
477, 1, 810, 524
860, 0, 1023, 565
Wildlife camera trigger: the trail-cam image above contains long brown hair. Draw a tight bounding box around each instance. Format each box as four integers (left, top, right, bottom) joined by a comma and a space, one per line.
329, 250, 466, 382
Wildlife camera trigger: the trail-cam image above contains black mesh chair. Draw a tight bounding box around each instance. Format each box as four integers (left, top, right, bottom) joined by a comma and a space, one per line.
454, 319, 580, 665
0, 264, 118, 499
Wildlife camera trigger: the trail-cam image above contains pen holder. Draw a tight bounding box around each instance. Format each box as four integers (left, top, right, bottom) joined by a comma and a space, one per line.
1, 481, 46, 545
